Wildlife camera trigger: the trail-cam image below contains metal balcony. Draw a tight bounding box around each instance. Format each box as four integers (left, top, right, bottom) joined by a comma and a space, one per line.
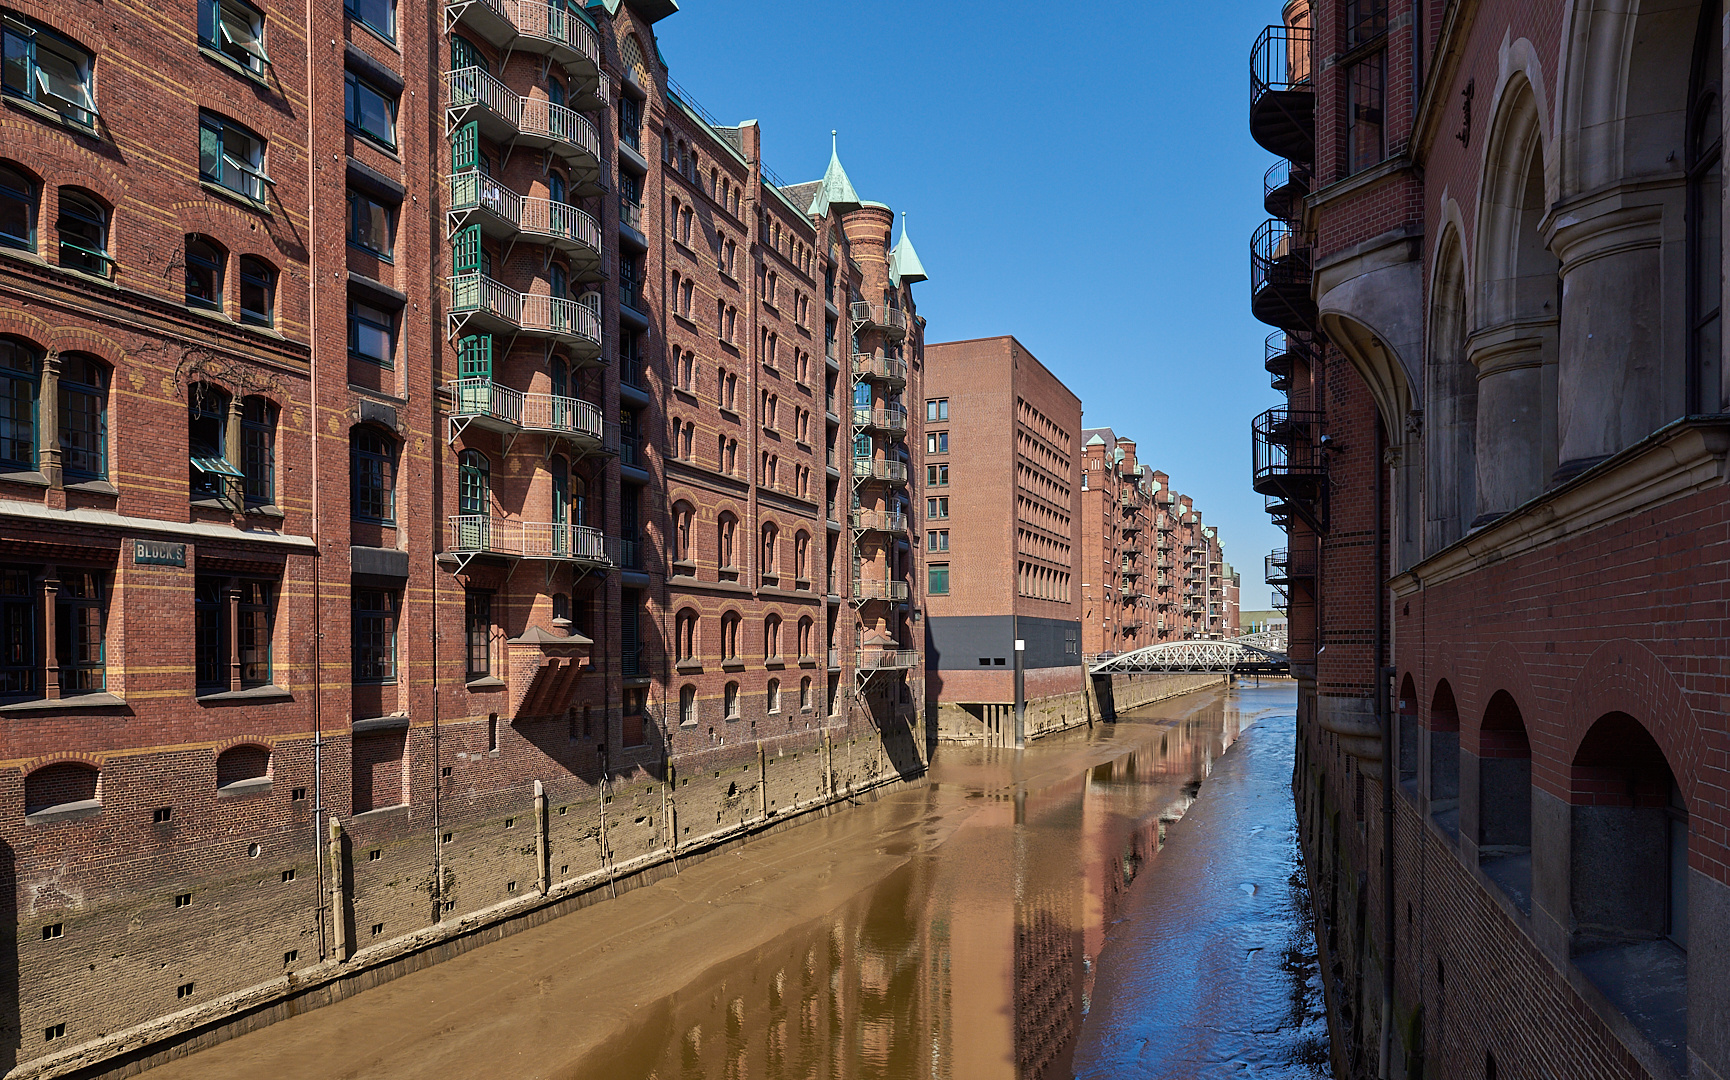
447, 516, 610, 565
853, 458, 909, 485
849, 301, 908, 339
445, 379, 604, 449
852, 354, 908, 387
1120, 489, 1143, 511
1154, 489, 1175, 505
1265, 545, 1315, 586
447, 274, 603, 357
445, 66, 602, 187
1272, 584, 1290, 615
1263, 158, 1312, 220
1120, 563, 1141, 579
442, 0, 603, 92
1121, 519, 1142, 534
1250, 24, 1314, 163
857, 649, 918, 671
1251, 407, 1326, 513
851, 509, 908, 534
448, 171, 603, 279
1251, 219, 1316, 332
853, 406, 909, 434
853, 579, 912, 603
1120, 585, 1144, 602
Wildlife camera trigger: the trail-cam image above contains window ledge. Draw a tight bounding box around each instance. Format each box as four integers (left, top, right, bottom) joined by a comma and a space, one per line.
246, 503, 286, 519
216, 776, 273, 798
0, 691, 125, 713
718, 406, 740, 421
764, 658, 784, 670
675, 660, 703, 674
197, 685, 292, 704
198, 44, 270, 88
190, 497, 236, 512
185, 302, 233, 324
64, 479, 118, 496
353, 712, 410, 733
465, 676, 506, 691
0, 470, 50, 488
2, 95, 100, 139
353, 803, 410, 822
721, 659, 745, 672
25, 799, 102, 825
798, 657, 818, 668
199, 180, 271, 216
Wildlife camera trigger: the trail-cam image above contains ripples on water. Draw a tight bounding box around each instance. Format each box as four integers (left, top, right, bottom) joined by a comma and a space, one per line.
578, 683, 1326, 1080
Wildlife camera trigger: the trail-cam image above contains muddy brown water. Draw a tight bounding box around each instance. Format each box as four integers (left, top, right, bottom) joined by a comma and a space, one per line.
143, 682, 1322, 1080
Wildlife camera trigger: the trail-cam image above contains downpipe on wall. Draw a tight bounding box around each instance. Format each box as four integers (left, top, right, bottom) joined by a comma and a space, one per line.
1377, 428, 1395, 1078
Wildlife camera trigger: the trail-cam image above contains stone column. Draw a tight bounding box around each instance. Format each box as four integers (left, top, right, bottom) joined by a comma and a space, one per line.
1549, 197, 1671, 481
1468, 324, 1555, 523
226, 395, 246, 506
40, 575, 59, 700
227, 583, 243, 692
37, 351, 61, 487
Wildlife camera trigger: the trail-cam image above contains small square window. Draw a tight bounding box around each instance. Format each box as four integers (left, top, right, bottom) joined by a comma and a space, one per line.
177, 982, 195, 999
367, 849, 381, 861
44, 1024, 64, 1042
292, 786, 307, 801
371, 922, 384, 936
283, 950, 298, 965
152, 807, 172, 823
174, 893, 192, 908
41, 923, 61, 940
281, 869, 294, 882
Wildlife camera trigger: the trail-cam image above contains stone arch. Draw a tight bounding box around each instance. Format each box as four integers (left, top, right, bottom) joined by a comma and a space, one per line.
1556, 2, 1696, 199
1429, 679, 1462, 840
1426, 219, 1477, 550
1477, 690, 1534, 910
1471, 71, 1558, 519
23, 760, 100, 817
215, 743, 271, 791
1562, 638, 1703, 803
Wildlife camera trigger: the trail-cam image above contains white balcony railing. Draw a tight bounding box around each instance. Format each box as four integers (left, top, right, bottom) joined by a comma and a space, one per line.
853, 579, 911, 602
852, 459, 909, 484
445, 66, 599, 165
444, 0, 603, 77
448, 516, 609, 562
851, 510, 908, 534
853, 406, 908, 434
449, 171, 602, 256
447, 274, 602, 350
849, 301, 908, 336
446, 380, 603, 441
851, 354, 909, 384
856, 649, 918, 671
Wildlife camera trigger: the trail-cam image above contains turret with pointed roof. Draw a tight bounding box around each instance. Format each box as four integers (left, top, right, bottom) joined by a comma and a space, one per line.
806, 131, 862, 217
890, 214, 928, 286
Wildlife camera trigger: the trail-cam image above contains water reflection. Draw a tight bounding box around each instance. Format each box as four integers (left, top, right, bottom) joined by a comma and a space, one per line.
578, 684, 1307, 1080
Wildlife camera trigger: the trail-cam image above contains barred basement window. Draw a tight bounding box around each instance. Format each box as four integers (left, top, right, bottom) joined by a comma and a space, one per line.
283, 950, 298, 965
370, 923, 383, 936
152, 806, 171, 823
280, 869, 293, 882
367, 848, 380, 860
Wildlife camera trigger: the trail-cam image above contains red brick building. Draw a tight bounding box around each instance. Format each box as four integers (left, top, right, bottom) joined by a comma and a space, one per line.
1251, 0, 1729, 1077
0, 0, 928, 1071
1078, 430, 1237, 656
923, 336, 1083, 744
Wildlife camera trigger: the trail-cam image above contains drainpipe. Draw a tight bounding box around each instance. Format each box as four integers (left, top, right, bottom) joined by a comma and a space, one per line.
304, 0, 326, 963
1012, 619, 1026, 749
1376, 427, 1395, 1078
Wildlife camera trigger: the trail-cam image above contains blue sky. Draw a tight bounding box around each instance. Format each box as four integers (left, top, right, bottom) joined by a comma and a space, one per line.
654, 1, 1286, 608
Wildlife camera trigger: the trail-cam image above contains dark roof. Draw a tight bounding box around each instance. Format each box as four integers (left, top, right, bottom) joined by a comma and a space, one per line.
779, 181, 822, 212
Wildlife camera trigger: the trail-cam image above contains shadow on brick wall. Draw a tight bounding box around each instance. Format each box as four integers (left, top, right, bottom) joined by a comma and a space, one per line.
1, 836, 15, 1071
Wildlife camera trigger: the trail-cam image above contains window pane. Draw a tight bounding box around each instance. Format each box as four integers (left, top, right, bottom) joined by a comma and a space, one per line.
0, 166, 34, 250
348, 191, 393, 257
194, 577, 227, 688
1347, 53, 1385, 175
185, 240, 223, 307
346, 0, 395, 39
465, 591, 491, 677
0, 341, 36, 470
353, 589, 397, 682
217, 0, 267, 70
242, 399, 273, 503
58, 364, 104, 480
240, 258, 274, 324
238, 580, 271, 686
56, 193, 106, 276
928, 565, 949, 595
0, 566, 37, 698
345, 74, 395, 147
348, 299, 394, 365
199, 119, 223, 182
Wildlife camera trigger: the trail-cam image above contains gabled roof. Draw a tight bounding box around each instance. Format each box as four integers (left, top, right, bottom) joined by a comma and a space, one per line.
779, 181, 822, 214
889, 214, 927, 286
806, 132, 861, 217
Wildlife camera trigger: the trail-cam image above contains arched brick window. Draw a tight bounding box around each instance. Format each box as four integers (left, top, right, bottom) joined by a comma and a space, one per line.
24, 761, 99, 817
216, 744, 271, 792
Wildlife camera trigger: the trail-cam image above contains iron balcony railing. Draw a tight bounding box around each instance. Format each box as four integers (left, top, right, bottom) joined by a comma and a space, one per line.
850, 301, 908, 337
1120, 489, 1143, 510
447, 516, 610, 563
619, 197, 644, 232
1263, 158, 1312, 221
1251, 219, 1316, 332
1120, 562, 1142, 578
853, 579, 912, 602
445, 67, 600, 170
853, 406, 908, 434
616, 537, 643, 571
1252, 406, 1326, 500
853, 459, 909, 484
447, 274, 603, 352
446, 380, 603, 442
448, 171, 602, 259
851, 509, 908, 534
851, 353, 909, 385
857, 649, 918, 671
442, 0, 603, 83
1250, 24, 1314, 163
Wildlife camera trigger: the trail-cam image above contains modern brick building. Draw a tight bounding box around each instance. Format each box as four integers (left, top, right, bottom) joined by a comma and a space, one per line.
922, 336, 1083, 744
0, 0, 929, 1071
1078, 430, 1237, 656
1249, 0, 1729, 1077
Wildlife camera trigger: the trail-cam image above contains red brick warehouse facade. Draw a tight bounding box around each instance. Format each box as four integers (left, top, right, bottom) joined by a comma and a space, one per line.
0, 0, 931, 1072
1250, 0, 1730, 1078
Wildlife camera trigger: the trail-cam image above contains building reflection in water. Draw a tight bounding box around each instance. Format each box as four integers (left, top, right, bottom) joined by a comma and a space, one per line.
579, 695, 1255, 1080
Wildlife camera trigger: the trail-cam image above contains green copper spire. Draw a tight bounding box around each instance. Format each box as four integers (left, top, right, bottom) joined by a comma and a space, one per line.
807, 131, 862, 217
890, 213, 928, 286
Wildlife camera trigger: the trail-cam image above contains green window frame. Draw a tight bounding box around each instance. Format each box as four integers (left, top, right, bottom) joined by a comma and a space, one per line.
0, 565, 37, 699
241, 396, 274, 505
237, 579, 272, 687
198, 112, 269, 203
184, 235, 225, 309
55, 189, 110, 277
344, 70, 396, 150
198, 0, 269, 75
352, 588, 398, 684
1, 15, 96, 127
193, 575, 227, 690
927, 564, 949, 596
57, 354, 106, 481
0, 337, 39, 473
457, 450, 489, 515
239, 256, 275, 326
0, 163, 35, 251
344, 0, 395, 42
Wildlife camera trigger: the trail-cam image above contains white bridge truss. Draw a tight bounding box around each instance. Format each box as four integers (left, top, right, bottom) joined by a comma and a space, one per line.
1089, 631, 1288, 675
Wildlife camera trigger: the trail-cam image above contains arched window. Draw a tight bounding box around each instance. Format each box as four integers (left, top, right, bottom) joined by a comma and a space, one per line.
24, 761, 99, 817
723, 680, 739, 719
799, 676, 811, 712
351, 427, 396, 523
1428, 681, 1461, 841
760, 522, 778, 583
57, 189, 110, 277
794, 532, 810, 582
1689, 0, 1724, 412
185, 235, 225, 309
188, 383, 235, 501
766, 677, 780, 714
216, 744, 271, 792
0, 337, 39, 473
58, 353, 107, 482
0, 163, 36, 251
241, 396, 276, 506
717, 511, 737, 572
763, 614, 781, 660
679, 684, 695, 726
797, 616, 813, 659
672, 501, 694, 564
458, 449, 490, 515
720, 611, 740, 661
240, 256, 276, 326
1478, 691, 1532, 910
675, 608, 698, 662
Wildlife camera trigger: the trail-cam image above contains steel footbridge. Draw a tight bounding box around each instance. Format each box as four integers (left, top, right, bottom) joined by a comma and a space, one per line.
1088, 630, 1289, 676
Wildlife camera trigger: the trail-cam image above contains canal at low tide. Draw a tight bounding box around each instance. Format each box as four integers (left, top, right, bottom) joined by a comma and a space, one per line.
144, 682, 1321, 1080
